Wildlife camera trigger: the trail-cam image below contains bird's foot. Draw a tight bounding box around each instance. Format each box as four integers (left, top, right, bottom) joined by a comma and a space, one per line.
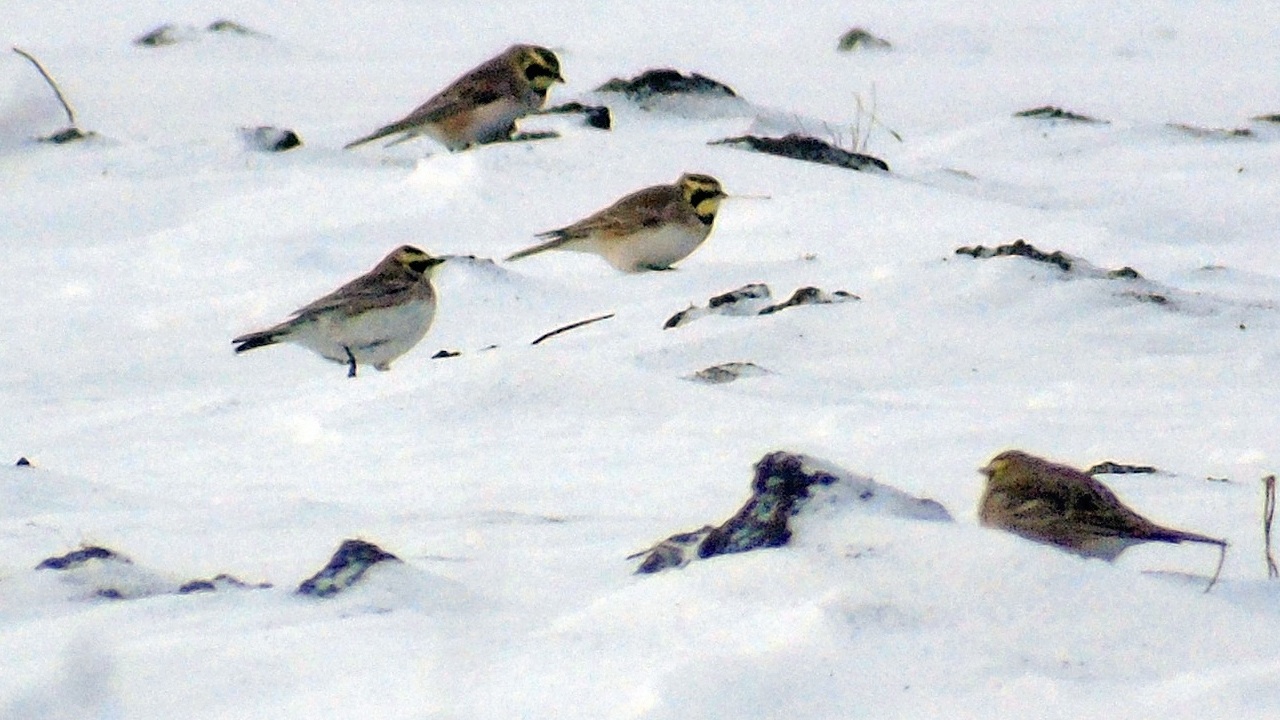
344, 346, 357, 378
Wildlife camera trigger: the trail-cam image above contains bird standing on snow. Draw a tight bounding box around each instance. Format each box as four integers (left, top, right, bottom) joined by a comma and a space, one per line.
506, 173, 728, 272
344, 44, 564, 151
233, 246, 445, 378
978, 449, 1227, 561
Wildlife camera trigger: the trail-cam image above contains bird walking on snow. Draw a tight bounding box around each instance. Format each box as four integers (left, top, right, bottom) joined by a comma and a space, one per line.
506, 173, 728, 272
344, 44, 563, 151
233, 245, 445, 377
978, 450, 1228, 564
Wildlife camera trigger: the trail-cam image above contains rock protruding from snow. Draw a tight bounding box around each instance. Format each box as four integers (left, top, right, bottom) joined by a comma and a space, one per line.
34, 546, 171, 600
759, 286, 861, 314
134, 20, 269, 47
33, 546, 271, 601
178, 574, 274, 594
710, 133, 890, 172
297, 539, 402, 598
686, 361, 772, 384
665, 283, 859, 329
36, 546, 126, 571
596, 69, 737, 102
1087, 461, 1159, 476
240, 126, 302, 152
542, 102, 612, 130
956, 239, 1142, 279
1013, 105, 1107, 124
1166, 123, 1254, 140
837, 28, 893, 52
594, 69, 748, 117
631, 451, 952, 574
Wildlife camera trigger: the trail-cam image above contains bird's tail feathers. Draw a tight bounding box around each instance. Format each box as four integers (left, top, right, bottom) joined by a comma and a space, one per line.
505, 232, 571, 262
344, 121, 407, 150
1152, 526, 1228, 548
232, 329, 285, 354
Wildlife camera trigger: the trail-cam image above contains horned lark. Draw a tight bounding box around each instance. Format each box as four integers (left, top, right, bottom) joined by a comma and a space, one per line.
344, 44, 563, 151
506, 173, 727, 272
978, 450, 1227, 561
232, 246, 445, 377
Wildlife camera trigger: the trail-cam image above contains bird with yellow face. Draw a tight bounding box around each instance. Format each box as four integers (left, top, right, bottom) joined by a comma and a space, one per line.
345, 44, 564, 151
978, 449, 1227, 562
233, 246, 446, 377
506, 173, 728, 272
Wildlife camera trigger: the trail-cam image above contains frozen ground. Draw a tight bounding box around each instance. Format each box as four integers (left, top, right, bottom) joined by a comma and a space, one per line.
3, 1, 1280, 717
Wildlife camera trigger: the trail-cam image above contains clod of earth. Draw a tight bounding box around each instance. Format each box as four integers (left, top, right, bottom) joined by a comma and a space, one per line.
687, 362, 772, 385
135, 20, 269, 46
595, 69, 737, 102
39, 128, 94, 144
179, 574, 273, 594
297, 539, 402, 598
630, 451, 951, 574
1087, 461, 1159, 476
710, 133, 889, 172
242, 126, 302, 152
956, 239, 1076, 272
1167, 123, 1254, 140
1013, 106, 1107, 124
666, 283, 858, 328
36, 546, 128, 571
837, 28, 893, 52
759, 287, 860, 315
542, 102, 613, 130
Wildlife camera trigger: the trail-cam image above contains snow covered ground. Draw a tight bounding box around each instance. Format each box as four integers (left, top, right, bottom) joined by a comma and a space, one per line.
4, 1, 1280, 717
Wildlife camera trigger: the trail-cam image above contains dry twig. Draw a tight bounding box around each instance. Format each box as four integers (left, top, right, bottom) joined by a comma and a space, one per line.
1204, 543, 1227, 593
12, 46, 76, 126
12, 46, 91, 142
530, 313, 615, 346
1265, 475, 1277, 579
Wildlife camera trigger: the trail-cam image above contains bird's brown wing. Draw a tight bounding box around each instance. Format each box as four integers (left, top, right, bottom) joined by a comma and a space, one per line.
546, 184, 684, 240
291, 266, 424, 320
344, 54, 521, 148
398, 56, 523, 127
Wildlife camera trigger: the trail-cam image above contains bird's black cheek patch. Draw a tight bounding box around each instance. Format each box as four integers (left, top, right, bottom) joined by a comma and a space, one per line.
526, 65, 559, 82
689, 190, 721, 208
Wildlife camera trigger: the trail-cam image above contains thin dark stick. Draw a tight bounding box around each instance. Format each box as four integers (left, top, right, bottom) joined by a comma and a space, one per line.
531, 313, 615, 346
12, 47, 77, 127
1204, 542, 1227, 593
1265, 475, 1277, 579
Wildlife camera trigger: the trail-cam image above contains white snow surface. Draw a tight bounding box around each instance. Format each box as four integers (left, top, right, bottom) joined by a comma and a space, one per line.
4, 1, 1280, 717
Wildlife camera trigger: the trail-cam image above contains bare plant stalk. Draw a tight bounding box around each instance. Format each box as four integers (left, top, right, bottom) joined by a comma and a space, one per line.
1265, 474, 1278, 579
1204, 542, 1227, 593
850, 84, 904, 153
12, 46, 78, 128
531, 313, 615, 346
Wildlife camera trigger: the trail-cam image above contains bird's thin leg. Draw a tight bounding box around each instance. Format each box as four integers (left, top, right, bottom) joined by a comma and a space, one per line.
344, 346, 357, 378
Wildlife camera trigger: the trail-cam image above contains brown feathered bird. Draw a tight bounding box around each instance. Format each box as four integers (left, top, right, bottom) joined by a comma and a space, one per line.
979, 450, 1227, 562
344, 44, 563, 151
506, 173, 727, 272
232, 246, 445, 377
